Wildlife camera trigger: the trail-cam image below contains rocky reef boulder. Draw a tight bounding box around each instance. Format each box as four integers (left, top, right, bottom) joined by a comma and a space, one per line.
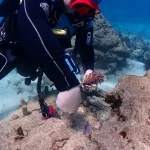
93, 14, 128, 73
0, 87, 109, 150
120, 34, 150, 69
144, 50, 150, 70
2, 70, 150, 149
103, 69, 150, 149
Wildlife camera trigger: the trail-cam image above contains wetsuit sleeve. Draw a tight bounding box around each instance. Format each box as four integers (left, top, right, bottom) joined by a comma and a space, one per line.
17, 0, 80, 92
0, 0, 20, 17
74, 20, 94, 72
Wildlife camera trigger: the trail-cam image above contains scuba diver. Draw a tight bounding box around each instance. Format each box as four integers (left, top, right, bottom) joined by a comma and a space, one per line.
0, 0, 102, 118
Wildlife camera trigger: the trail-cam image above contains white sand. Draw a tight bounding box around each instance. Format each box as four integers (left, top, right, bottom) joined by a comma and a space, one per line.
0, 69, 37, 119
99, 58, 146, 91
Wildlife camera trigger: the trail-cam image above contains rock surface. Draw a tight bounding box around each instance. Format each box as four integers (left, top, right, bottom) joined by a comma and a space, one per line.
93, 14, 128, 73
1, 70, 150, 149
0, 88, 108, 150
104, 69, 150, 149
120, 34, 150, 69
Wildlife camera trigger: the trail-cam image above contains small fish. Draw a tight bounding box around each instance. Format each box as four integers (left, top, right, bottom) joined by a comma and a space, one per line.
83, 123, 92, 135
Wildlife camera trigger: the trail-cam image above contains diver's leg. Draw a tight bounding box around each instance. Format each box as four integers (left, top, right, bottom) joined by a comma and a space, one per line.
17, 0, 79, 91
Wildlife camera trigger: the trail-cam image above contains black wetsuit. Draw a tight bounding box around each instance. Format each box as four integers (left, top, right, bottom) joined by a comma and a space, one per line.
0, 0, 95, 92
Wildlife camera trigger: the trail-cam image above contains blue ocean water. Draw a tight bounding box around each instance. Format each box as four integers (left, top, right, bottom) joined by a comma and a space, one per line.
100, 0, 150, 39
100, 0, 150, 23
0, 0, 150, 38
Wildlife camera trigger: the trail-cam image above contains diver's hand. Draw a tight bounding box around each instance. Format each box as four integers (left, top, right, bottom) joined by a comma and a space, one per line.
56, 86, 82, 114
83, 69, 96, 87
83, 69, 93, 81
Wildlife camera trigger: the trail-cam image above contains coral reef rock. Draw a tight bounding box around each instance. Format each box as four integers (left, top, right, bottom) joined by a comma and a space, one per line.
103, 69, 150, 150
120, 34, 150, 67
93, 14, 128, 73
0, 87, 110, 150
2, 70, 150, 149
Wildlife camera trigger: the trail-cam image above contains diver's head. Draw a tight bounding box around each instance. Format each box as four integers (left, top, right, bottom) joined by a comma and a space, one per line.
64, 0, 102, 16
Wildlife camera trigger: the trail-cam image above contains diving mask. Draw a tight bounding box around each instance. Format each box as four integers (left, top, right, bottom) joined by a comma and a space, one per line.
71, 0, 102, 16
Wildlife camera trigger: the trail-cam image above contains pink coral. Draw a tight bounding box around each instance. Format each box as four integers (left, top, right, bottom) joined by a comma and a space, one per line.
82, 72, 104, 86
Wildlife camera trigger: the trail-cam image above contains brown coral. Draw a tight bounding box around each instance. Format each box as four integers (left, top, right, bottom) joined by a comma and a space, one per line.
82, 72, 104, 86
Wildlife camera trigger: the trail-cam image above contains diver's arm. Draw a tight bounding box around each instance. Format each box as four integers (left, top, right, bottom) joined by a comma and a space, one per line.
18, 0, 79, 92
74, 21, 94, 72
18, 0, 81, 115
0, 0, 19, 17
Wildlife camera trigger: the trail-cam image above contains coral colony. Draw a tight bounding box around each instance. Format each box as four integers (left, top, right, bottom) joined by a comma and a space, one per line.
82, 71, 104, 87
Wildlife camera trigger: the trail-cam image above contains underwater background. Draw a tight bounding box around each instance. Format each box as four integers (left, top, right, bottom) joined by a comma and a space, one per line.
0, 0, 150, 119
100, 0, 150, 40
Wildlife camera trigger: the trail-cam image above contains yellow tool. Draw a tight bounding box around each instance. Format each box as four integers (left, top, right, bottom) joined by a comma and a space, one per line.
52, 29, 67, 36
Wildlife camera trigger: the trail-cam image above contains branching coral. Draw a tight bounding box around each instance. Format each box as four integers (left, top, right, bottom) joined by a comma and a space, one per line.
82, 71, 104, 87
